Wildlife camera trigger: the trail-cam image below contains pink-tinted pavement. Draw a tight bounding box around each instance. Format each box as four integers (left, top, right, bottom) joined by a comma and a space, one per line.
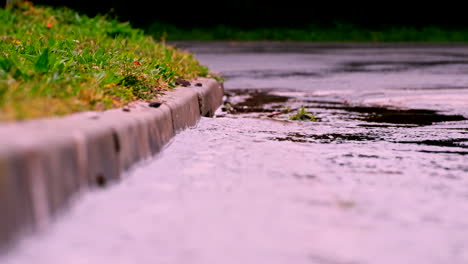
2, 43, 468, 264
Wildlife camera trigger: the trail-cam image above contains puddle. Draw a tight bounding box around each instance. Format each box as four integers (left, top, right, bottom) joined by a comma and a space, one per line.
395, 139, 468, 149
224, 89, 467, 126
219, 89, 468, 157
336, 60, 468, 73
303, 101, 466, 126
348, 107, 466, 125
394, 86, 468, 91
271, 133, 379, 144
418, 150, 468, 155
223, 89, 291, 114
223, 70, 322, 79
357, 124, 417, 128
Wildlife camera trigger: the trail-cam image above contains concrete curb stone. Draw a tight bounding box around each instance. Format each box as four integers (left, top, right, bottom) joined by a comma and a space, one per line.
0, 78, 223, 255
158, 86, 200, 132
193, 77, 225, 117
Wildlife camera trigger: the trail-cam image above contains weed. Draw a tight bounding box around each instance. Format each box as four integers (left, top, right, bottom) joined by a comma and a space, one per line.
289, 106, 316, 121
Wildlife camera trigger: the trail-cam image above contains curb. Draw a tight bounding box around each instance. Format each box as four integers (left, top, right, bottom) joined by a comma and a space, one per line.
0, 77, 224, 254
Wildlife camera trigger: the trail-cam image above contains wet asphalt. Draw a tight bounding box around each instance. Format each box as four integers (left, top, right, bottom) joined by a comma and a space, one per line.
2, 42, 468, 264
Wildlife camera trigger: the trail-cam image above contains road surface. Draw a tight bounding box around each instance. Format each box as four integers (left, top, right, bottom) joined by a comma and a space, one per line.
3, 42, 468, 264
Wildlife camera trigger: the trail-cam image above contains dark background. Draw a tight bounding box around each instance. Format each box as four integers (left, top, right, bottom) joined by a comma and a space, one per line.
28, 0, 468, 29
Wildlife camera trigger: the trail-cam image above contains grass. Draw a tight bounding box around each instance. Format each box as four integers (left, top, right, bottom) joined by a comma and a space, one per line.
146, 23, 468, 42
0, 3, 211, 121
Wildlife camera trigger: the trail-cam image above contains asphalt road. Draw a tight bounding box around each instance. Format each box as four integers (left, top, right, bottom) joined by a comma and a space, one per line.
3, 42, 468, 264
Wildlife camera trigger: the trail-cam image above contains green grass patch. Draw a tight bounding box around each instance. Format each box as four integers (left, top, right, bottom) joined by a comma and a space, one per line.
147, 23, 468, 42
0, 3, 211, 121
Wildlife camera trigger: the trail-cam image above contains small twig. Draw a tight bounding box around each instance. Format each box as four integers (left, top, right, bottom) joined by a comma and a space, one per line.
266, 111, 284, 118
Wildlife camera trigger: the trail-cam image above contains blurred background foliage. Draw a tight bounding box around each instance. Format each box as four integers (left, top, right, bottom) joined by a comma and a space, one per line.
20, 1, 468, 29
4, 1, 468, 42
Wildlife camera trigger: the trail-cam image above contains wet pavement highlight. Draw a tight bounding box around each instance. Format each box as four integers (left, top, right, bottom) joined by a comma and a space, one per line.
2, 43, 468, 264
